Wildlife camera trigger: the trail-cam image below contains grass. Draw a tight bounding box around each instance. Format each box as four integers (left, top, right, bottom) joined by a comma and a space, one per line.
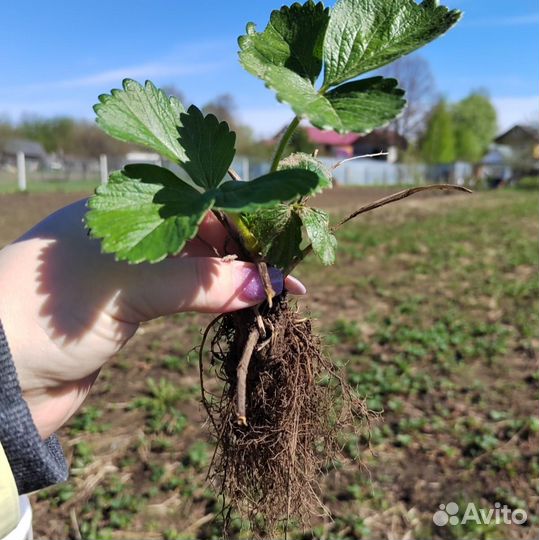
0, 178, 99, 193
22, 188, 539, 539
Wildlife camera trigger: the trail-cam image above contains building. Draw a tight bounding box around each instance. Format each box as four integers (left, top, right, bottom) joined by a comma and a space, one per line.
305, 127, 407, 163
304, 128, 360, 158
480, 145, 513, 186
494, 125, 539, 176
352, 129, 408, 163
0, 139, 47, 171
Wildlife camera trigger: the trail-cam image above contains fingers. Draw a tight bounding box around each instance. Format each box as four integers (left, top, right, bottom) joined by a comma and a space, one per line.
285, 274, 307, 295
182, 211, 241, 257
123, 257, 307, 320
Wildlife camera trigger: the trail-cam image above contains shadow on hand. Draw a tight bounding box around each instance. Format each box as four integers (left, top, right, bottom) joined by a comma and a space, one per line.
19, 200, 227, 346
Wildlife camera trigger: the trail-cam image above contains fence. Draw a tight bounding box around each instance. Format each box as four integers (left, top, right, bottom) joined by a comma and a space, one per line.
0, 153, 473, 192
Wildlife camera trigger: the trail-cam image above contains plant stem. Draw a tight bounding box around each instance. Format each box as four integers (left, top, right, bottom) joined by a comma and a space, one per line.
318, 83, 330, 95
333, 183, 472, 230
236, 327, 260, 426
284, 183, 472, 276
270, 116, 300, 171
227, 167, 241, 181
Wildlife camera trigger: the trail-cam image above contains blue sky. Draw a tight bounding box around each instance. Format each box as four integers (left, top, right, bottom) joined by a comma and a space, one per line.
1, 0, 537, 136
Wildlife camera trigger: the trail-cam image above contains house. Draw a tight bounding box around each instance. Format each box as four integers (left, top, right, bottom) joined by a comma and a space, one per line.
305, 127, 407, 163
0, 139, 47, 171
480, 144, 513, 186
494, 125, 539, 175
304, 128, 360, 158
352, 129, 408, 163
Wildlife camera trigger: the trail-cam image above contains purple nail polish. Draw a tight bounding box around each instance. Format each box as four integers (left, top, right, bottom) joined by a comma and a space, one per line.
238, 266, 284, 301
268, 266, 284, 296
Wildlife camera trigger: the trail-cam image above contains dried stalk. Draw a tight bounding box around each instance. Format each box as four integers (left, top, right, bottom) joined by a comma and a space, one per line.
285, 183, 472, 275
236, 326, 259, 426
334, 183, 472, 230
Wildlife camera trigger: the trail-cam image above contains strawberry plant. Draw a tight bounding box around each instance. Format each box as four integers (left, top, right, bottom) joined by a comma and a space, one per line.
85, 0, 466, 533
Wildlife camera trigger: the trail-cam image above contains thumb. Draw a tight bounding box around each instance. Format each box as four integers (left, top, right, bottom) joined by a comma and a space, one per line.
123, 257, 301, 321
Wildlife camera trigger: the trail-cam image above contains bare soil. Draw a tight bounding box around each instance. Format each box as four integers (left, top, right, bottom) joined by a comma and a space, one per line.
0, 186, 536, 539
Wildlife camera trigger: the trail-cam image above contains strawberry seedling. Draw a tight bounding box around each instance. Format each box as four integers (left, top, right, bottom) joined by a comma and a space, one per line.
85, 0, 465, 533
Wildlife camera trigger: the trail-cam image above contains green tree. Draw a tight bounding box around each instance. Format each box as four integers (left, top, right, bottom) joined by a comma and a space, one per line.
453, 92, 497, 163
421, 99, 455, 164
18, 116, 75, 154
68, 122, 133, 157
0, 117, 15, 150
289, 126, 315, 155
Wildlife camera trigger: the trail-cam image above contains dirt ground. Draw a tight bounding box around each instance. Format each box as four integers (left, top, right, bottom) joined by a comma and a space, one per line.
0, 185, 452, 244
0, 186, 537, 539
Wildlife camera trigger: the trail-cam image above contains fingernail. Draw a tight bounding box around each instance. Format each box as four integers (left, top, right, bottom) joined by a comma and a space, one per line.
285, 275, 307, 295
238, 266, 284, 302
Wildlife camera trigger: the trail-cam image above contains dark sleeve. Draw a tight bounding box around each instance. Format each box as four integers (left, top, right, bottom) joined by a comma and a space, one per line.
0, 320, 68, 494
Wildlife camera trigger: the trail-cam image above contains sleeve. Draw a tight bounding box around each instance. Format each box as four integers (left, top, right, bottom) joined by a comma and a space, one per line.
0, 320, 68, 494
0, 441, 20, 537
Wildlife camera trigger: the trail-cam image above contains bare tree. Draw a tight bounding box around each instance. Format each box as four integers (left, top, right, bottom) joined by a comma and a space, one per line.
202, 94, 237, 125
160, 84, 187, 105
380, 55, 437, 141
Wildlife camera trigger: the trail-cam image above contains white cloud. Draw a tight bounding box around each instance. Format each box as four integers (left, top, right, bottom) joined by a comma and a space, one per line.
58, 62, 219, 89
492, 96, 539, 131
2, 61, 221, 95
0, 39, 230, 97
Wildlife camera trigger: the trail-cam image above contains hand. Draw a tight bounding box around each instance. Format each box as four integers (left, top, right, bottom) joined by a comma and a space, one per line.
0, 199, 306, 439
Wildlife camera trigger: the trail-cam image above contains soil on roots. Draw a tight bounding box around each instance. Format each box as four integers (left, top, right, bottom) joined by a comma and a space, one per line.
200, 295, 374, 536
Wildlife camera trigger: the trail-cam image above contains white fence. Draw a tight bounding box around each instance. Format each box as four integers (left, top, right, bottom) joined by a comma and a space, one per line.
0, 153, 474, 191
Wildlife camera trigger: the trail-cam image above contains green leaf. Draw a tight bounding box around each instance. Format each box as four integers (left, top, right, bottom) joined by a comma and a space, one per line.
94, 79, 187, 163
86, 165, 213, 263
257, 72, 405, 133
325, 78, 406, 132
243, 204, 292, 248
243, 205, 304, 270
266, 212, 304, 270
178, 105, 236, 190
212, 169, 322, 212
323, 0, 462, 87
278, 152, 332, 193
239, 1, 330, 84
299, 207, 337, 265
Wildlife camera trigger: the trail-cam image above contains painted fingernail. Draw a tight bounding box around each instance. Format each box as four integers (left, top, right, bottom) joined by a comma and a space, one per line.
238, 266, 284, 301
285, 275, 307, 295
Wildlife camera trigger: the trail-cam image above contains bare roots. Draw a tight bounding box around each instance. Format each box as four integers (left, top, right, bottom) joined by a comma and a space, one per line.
199, 295, 374, 535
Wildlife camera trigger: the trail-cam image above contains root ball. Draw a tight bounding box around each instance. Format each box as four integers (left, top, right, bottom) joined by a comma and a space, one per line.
200, 295, 373, 535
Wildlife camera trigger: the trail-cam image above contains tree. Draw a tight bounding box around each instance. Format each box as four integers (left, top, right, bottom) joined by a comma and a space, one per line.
289, 126, 315, 155
202, 94, 275, 160
453, 92, 497, 163
68, 122, 133, 157
202, 94, 236, 126
0, 117, 15, 150
160, 84, 187, 105
380, 55, 437, 141
420, 99, 455, 164
18, 116, 75, 154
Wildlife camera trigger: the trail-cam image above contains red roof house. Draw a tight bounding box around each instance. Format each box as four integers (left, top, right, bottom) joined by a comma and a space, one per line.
305, 127, 407, 162
305, 127, 360, 158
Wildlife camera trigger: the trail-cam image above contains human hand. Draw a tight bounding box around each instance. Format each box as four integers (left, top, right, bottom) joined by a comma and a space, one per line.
0, 199, 306, 439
